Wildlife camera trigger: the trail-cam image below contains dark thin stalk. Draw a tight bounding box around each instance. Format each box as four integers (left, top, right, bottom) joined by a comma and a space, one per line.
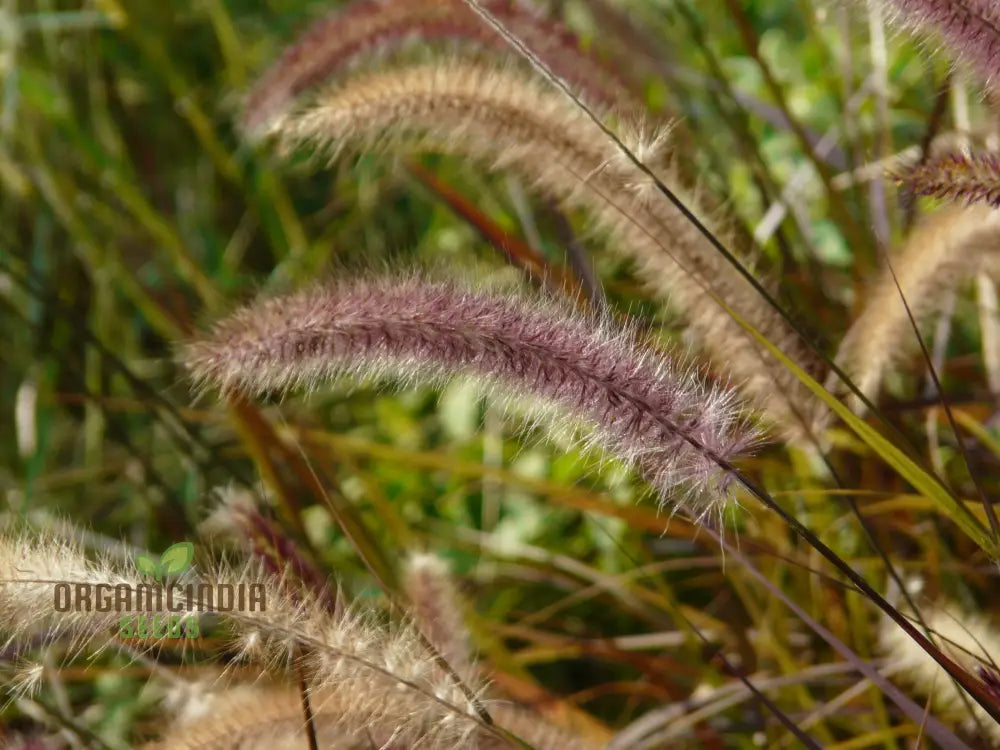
0, 297, 191, 538
729, 465, 1000, 725
545, 200, 608, 310
819, 458, 931, 648
296, 662, 320, 750
703, 527, 973, 750
388, 599, 495, 727
723, 0, 866, 248
709, 651, 820, 747
0, 257, 226, 479
671, 2, 825, 273
880, 257, 1000, 542
404, 160, 586, 301
587, 519, 822, 747
30, 694, 121, 750
903, 73, 951, 230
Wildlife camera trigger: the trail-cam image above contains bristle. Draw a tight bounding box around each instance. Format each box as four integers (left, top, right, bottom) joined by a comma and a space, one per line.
8, 663, 44, 700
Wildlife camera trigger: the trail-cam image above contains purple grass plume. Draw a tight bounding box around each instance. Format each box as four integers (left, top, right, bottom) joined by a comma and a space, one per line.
891, 151, 1000, 208
183, 275, 757, 523
201, 487, 337, 612
876, 0, 1000, 89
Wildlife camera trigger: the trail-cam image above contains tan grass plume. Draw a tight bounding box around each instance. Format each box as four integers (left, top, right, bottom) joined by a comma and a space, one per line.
144, 681, 604, 749
879, 598, 1000, 746
832, 204, 1000, 410
404, 552, 476, 684
242, 0, 632, 137
143, 553, 602, 749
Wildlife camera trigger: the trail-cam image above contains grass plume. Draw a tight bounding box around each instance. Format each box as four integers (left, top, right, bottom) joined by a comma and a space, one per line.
182, 274, 755, 522
403, 553, 475, 684
879, 598, 1000, 746
13, 0, 1000, 744
144, 554, 602, 749
242, 0, 631, 137
201, 486, 337, 612
892, 151, 1000, 208
832, 204, 1000, 409
146, 681, 602, 749
400, 554, 605, 748
272, 60, 822, 440
142, 683, 355, 749
873, 0, 1000, 89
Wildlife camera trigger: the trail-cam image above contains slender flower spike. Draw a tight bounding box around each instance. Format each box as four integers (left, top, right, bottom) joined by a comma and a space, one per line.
878, 599, 1000, 746
873, 0, 1000, 89
242, 0, 632, 137
891, 151, 1000, 208
403, 553, 475, 683
831, 204, 1000, 409
183, 276, 756, 522
201, 487, 337, 611
145, 679, 603, 749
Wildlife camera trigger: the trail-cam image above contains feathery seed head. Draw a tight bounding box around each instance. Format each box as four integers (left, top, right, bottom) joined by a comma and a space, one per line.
0, 531, 491, 748
242, 0, 632, 138
201, 487, 336, 611
403, 553, 475, 683
183, 274, 756, 522
873, 0, 1000, 90
891, 151, 1000, 208
0, 531, 120, 656
144, 679, 600, 750
832, 204, 1000, 409
879, 600, 1000, 745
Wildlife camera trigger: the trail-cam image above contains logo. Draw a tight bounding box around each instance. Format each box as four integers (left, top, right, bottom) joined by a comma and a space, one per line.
134, 541, 194, 583
50, 542, 266, 641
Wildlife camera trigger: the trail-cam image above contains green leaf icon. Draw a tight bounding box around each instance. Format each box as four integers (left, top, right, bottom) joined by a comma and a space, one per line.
160, 542, 194, 576
135, 553, 159, 578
